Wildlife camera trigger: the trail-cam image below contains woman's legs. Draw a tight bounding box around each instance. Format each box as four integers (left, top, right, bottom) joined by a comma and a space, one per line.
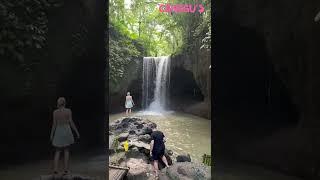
53, 149, 61, 172
153, 160, 159, 176
129, 108, 132, 114
126, 109, 128, 115
161, 155, 169, 167
64, 148, 70, 172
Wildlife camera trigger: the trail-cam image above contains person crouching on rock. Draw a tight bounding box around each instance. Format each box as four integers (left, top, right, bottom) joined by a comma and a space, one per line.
150, 129, 169, 178
125, 92, 135, 116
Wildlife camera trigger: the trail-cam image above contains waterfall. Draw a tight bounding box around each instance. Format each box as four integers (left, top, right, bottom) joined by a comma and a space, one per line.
142, 56, 171, 112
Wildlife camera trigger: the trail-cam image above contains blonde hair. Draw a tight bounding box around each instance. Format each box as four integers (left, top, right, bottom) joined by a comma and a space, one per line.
57, 97, 66, 108
127, 92, 130, 96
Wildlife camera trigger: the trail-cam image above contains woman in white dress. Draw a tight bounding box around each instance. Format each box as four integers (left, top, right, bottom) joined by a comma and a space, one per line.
50, 97, 80, 175
125, 92, 135, 115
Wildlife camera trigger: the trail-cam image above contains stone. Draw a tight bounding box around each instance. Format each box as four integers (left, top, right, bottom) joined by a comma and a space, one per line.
126, 158, 154, 180
166, 149, 174, 156
138, 134, 152, 143
146, 122, 157, 129
142, 127, 153, 135
176, 154, 191, 162
109, 151, 126, 165
135, 129, 144, 135
130, 141, 150, 150
177, 166, 188, 176
117, 132, 129, 142
136, 123, 144, 129
159, 162, 211, 180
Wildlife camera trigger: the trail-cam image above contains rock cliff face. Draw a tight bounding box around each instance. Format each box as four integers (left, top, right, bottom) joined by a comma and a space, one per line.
215, 0, 320, 177
109, 58, 143, 113
170, 41, 211, 119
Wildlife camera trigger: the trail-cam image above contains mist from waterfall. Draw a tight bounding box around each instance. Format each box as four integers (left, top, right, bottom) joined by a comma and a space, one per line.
142, 56, 171, 112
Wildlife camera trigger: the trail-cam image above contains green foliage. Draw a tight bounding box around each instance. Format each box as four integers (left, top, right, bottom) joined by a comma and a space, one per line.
71, 24, 89, 57
0, 0, 50, 97
0, 0, 49, 65
109, 0, 188, 56
108, 0, 211, 84
108, 24, 142, 85
112, 135, 120, 153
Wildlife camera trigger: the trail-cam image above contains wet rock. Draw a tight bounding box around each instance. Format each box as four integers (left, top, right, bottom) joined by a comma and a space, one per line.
159, 162, 211, 180
122, 117, 135, 123
139, 134, 152, 143
177, 166, 189, 176
135, 129, 144, 135
128, 135, 139, 143
128, 147, 140, 155
126, 148, 149, 161
126, 158, 154, 180
131, 141, 150, 150
118, 132, 129, 142
146, 122, 157, 129
176, 154, 191, 162
136, 123, 144, 129
142, 127, 153, 135
110, 117, 157, 136
166, 149, 173, 156
110, 151, 126, 165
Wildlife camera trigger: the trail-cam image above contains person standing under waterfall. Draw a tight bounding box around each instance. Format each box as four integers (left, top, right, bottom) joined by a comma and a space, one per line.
50, 97, 80, 175
150, 129, 170, 178
125, 92, 135, 115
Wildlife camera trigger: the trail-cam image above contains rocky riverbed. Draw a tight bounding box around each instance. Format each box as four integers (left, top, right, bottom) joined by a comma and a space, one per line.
108, 116, 211, 180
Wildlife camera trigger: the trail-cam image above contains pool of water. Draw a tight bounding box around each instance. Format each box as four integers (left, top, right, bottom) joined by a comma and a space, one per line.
109, 111, 211, 163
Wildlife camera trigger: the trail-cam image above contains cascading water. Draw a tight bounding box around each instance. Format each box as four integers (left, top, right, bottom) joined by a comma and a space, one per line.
142, 56, 171, 112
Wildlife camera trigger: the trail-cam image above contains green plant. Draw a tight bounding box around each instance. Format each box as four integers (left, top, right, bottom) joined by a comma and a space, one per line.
112, 135, 120, 153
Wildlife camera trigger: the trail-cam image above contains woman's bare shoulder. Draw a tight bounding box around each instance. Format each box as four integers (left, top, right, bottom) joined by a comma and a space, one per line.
53, 108, 71, 113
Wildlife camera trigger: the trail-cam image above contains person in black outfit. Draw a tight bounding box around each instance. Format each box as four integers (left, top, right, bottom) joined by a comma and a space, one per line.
150, 129, 169, 177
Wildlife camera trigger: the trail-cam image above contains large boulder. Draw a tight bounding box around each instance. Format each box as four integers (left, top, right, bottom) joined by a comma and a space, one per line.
176, 154, 191, 162
110, 117, 157, 135
159, 162, 211, 180
109, 117, 175, 179
126, 158, 154, 180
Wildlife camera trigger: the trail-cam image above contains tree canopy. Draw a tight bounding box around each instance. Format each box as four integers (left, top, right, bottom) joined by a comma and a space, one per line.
109, 0, 211, 56
108, 0, 211, 84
